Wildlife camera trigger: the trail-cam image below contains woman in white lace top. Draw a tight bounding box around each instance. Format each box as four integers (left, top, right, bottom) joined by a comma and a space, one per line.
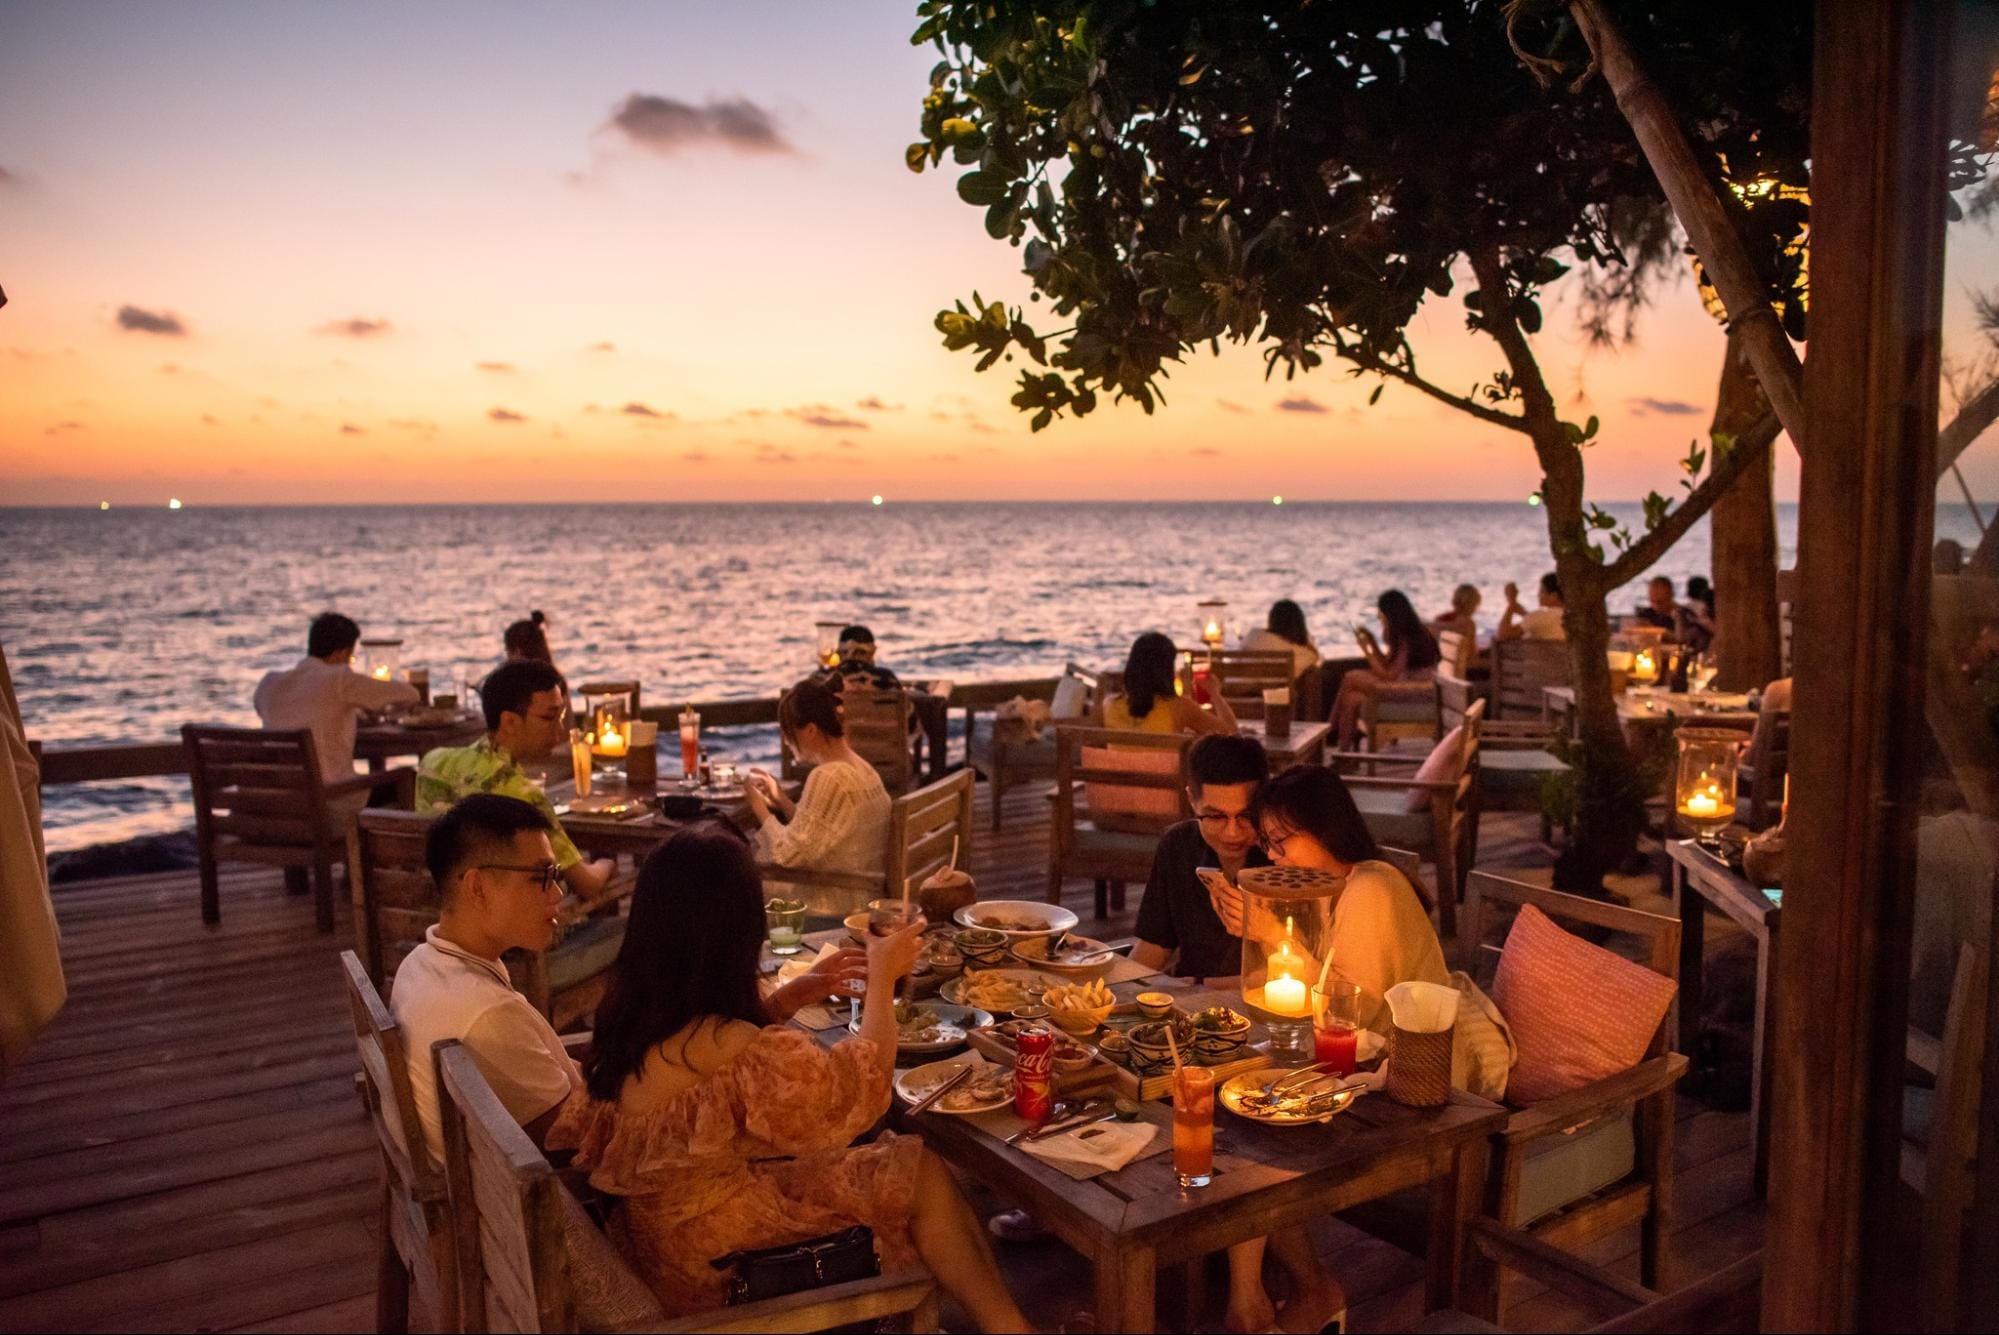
745, 677, 891, 883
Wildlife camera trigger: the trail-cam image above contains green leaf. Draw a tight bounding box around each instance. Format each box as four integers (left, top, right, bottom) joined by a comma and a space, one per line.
1368, 383, 1384, 406
956, 170, 1012, 207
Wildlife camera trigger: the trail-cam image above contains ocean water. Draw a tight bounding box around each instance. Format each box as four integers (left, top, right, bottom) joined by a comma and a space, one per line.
3, 500, 1966, 853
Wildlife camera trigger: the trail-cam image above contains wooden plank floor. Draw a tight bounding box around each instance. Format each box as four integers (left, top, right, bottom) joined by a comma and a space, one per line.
0, 780, 1759, 1332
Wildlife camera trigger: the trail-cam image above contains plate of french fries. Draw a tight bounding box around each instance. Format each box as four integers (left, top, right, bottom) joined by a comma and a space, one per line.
1042, 977, 1116, 1034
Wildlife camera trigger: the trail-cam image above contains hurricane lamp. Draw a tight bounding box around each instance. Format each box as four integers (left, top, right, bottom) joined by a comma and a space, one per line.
813, 620, 844, 669
358, 637, 403, 683
1197, 599, 1229, 649
1237, 864, 1347, 1060
1675, 728, 1742, 843
583, 691, 631, 758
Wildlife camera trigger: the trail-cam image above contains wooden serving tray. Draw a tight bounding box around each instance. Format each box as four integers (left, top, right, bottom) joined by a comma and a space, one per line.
965, 1027, 1120, 1097
972, 1006, 1272, 1102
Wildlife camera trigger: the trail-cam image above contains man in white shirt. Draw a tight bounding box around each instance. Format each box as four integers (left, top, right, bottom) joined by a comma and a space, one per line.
253, 612, 419, 790
1496, 572, 1567, 642
391, 793, 580, 1161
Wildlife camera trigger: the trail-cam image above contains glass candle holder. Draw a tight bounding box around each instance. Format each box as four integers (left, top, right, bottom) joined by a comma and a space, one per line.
1675, 727, 1742, 842
585, 696, 630, 758
1196, 599, 1229, 650
1237, 864, 1347, 1061
359, 637, 403, 682
814, 620, 844, 670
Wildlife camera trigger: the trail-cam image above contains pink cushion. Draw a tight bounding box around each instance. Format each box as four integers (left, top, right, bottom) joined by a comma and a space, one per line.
1406, 725, 1468, 813
1490, 903, 1678, 1104
1081, 744, 1182, 826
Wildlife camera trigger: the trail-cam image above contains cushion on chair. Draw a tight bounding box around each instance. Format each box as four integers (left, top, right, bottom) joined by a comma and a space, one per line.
1050, 675, 1090, 719
1513, 1110, 1639, 1226
557, 1186, 668, 1327
1351, 786, 1437, 853
1492, 904, 1678, 1104
1372, 697, 1439, 724
546, 916, 629, 994
1405, 725, 1469, 813
1480, 749, 1571, 807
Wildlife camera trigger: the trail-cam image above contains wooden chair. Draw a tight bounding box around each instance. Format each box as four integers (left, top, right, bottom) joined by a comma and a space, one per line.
1440, 671, 1569, 851
1460, 871, 1688, 1316
341, 950, 455, 1334
184, 723, 414, 932
781, 685, 918, 795
348, 809, 627, 1032
757, 770, 976, 918
435, 1040, 939, 1334
1738, 709, 1790, 831
1048, 726, 1193, 919
1357, 677, 1441, 755
1331, 700, 1484, 937
968, 662, 1100, 829
1488, 639, 1572, 721
1437, 628, 1478, 681
1203, 650, 1297, 721
1902, 940, 1988, 1334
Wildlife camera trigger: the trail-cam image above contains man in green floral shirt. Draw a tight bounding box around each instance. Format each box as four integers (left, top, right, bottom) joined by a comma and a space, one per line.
417, 659, 617, 903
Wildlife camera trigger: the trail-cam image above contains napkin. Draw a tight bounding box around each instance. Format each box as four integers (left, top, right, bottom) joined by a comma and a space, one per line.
1385, 980, 1460, 1034
1019, 1119, 1159, 1180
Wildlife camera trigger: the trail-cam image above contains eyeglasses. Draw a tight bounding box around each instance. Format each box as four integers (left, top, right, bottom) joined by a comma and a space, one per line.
1196, 809, 1257, 834
1260, 828, 1295, 859
476, 862, 561, 892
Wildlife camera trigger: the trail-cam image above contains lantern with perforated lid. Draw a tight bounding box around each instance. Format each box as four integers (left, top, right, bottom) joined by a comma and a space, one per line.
1237, 864, 1347, 1060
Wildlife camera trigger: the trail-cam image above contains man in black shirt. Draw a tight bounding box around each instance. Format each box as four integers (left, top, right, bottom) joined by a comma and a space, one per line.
1130, 733, 1270, 982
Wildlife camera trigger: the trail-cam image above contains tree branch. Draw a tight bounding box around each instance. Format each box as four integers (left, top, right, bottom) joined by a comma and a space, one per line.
1467, 248, 1562, 424
1603, 409, 1783, 586
1333, 340, 1533, 433
1938, 376, 1999, 478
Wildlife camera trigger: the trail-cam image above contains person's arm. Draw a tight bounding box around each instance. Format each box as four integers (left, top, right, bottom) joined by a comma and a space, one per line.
346, 671, 422, 713
857, 917, 925, 1080
562, 855, 618, 902
1129, 940, 1173, 973
1132, 832, 1185, 972
460, 1003, 581, 1150
755, 767, 863, 867
765, 948, 867, 1022
1356, 627, 1390, 673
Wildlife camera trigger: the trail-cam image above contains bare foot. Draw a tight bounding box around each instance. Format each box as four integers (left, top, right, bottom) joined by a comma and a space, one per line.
1226, 1296, 1279, 1335
1276, 1282, 1347, 1334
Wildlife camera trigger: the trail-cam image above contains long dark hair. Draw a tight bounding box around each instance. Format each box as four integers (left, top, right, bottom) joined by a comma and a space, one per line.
1122, 631, 1179, 720
583, 823, 770, 1101
1376, 590, 1440, 672
503, 611, 552, 664
1251, 766, 1436, 909
1266, 599, 1311, 648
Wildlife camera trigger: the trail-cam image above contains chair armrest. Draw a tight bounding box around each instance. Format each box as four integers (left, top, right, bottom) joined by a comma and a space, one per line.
1500, 1053, 1688, 1147
1466, 1219, 1657, 1319
753, 863, 888, 896
327, 764, 416, 802
1325, 749, 1423, 767
1341, 776, 1461, 794
650, 1271, 936, 1335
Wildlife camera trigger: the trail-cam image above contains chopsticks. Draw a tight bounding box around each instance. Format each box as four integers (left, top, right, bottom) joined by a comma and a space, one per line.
903, 1065, 971, 1117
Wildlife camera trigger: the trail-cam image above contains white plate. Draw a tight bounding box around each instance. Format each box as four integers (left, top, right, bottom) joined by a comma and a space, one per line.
849, 1001, 992, 1056
1218, 1067, 1368, 1125
895, 1055, 1012, 1115
1012, 934, 1118, 978
942, 968, 1067, 1012
953, 899, 1080, 940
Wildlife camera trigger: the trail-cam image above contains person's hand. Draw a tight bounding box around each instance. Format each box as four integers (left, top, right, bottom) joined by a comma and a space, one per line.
1504, 580, 1521, 607
863, 915, 927, 983
746, 768, 779, 800
1205, 877, 1246, 935
786, 948, 869, 1006
741, 778, 771, 824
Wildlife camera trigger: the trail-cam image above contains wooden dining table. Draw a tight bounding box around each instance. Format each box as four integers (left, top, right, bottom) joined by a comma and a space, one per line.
796, 948, 1504, 1332
1541, 685, 1758, 737
354, 711, 485, 769
1240, 717, 1331, 770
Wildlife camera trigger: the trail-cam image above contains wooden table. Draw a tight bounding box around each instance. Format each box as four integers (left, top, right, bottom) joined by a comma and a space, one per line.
355, 713, 485, 770
1542, 686, 1758, 737
862, 976, 1504, 1331
1667, 838, 1781, 1194
539, 767, 770, 857
1241, 718, 1331, 770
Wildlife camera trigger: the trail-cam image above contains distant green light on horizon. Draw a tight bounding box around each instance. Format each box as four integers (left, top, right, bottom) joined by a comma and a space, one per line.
1527, 493, 1542, 507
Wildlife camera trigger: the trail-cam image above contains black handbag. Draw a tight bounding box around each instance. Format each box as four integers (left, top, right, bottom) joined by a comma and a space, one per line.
710, 1225, 880, 1305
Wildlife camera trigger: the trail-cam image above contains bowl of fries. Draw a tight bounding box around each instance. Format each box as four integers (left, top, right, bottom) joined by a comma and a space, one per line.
1042, 978, 1116, 1035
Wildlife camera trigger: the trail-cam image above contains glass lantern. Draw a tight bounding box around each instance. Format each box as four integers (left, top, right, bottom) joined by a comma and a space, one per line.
814, 620, 844, 669
1675, 727, 1743, 844
581, 689, 631, 759
1628, 646, 1660, 685
1197, 600, 1229, 650
1237, 864, 1347, 1061
358, 637, 402, 682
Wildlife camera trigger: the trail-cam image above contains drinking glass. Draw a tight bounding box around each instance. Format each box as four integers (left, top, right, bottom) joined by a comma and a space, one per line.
868, 902, 920, 938
1173, 1066, 1215, 1188
765, 898, 807, 956
1311, 979, 1365, 1077
568, 728, 592, 798
712, 761, 738, 790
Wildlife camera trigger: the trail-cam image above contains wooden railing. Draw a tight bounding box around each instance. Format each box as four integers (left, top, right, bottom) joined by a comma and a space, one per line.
31, 675, 1063, 787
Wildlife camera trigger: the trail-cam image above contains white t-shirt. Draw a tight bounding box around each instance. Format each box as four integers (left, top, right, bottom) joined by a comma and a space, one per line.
1239, 627, 1319, 677
253, 656, 418, 783
389, 926, 579, 1164
1519, 608, 1566, 641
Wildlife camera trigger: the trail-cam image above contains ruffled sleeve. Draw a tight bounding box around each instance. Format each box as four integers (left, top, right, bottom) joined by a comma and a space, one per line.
546, 1027, 891, 1196
754, 764, 871, 869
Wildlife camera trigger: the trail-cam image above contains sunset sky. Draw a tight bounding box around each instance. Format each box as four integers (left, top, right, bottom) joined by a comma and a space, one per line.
3, 1, 1993, 506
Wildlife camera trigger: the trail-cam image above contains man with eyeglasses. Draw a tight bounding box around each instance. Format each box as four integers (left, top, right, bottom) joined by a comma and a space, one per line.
1128, 734, 1272, 983
391, 793, 582, 1160
416, 658, 617, 903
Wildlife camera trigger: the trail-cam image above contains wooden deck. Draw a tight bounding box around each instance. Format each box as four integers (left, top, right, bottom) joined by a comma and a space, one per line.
0, 782, 1760, 1333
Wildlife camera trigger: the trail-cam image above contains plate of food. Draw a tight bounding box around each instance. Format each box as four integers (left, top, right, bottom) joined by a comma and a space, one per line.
952, 900, 1079, 948
943, 968, 1065, 1014
397, 706, 463, 730
895, 1056, 1014, 1115
851, 1000, 990, 1056
1218, 1066, 1367, 1126
1018, 933, 1120, 978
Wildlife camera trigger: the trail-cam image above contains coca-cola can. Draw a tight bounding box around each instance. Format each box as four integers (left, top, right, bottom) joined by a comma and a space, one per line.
1013, 1026, 1054, 1123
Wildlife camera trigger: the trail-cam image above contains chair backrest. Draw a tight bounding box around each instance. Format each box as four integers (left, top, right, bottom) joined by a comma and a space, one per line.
1489, 640, 1572, 720
1463, 869, 1680, 1058
1053, 726, 1193, 837
349, 808, 444, 991
1437, 628, 1476, 680
436, 1041, 575, 1335
342, 949, 445, 1207
1437, 671, 1478, 732
575, 680, 642, 727
1204, 650, 1297, 719
1745, 709, 1790, 783
1060, 661, 1105, 716
888, 769, 974, 896
183, 724, 332, 849
842, 687, 915, 794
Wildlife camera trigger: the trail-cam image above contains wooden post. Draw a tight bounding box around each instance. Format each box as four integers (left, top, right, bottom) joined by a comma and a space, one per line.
1708, 331, 1783, 692
1761, 2, 1951, 1330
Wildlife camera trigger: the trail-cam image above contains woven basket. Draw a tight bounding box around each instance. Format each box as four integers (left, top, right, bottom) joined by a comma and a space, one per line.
1386, 1025, 1453, 1107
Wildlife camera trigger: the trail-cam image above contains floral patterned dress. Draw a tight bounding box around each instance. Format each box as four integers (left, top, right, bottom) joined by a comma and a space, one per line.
548, 1026, 922, 1315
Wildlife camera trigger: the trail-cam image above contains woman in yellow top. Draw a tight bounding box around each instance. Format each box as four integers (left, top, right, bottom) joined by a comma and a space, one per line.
1100, 631, 1238, 735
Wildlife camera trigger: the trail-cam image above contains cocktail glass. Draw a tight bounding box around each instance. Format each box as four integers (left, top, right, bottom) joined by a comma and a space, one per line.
1173, 1066, 1215, 1188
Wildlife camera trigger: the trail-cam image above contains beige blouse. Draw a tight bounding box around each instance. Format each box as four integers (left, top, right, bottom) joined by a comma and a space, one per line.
753, 758, 891, 878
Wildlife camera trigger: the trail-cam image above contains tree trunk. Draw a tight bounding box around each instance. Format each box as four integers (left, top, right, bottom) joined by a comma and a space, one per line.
1709, 331, 1782, 691
1553, 563, 1647, 890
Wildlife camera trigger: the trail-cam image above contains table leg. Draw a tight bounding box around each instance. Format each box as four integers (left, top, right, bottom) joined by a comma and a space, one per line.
1428, 1135, 1494, 1318
1752, 927, 1776, 1196
1095, 1243, 1157, 1334
1675, 862, 1705, 1054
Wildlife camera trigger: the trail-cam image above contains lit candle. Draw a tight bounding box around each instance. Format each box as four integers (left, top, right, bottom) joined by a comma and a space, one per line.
1632, 650, 1657, 682
371, 665, 391, 681
595, 723, 627, 758
1264, 973, 1309, 1016
1684, 791, 1719, 818
1203, 619, 1223, 646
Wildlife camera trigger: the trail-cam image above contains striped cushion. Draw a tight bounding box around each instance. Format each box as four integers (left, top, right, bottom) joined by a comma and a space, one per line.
1491, 903, 1677, 1104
